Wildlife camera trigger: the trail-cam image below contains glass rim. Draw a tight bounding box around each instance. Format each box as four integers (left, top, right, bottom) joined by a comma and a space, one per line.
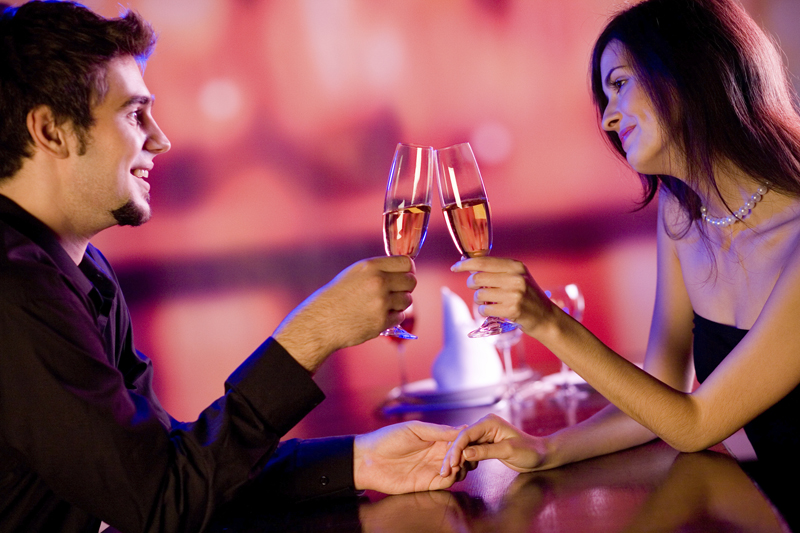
395, 142, 434, 150
435, 141, 472, 152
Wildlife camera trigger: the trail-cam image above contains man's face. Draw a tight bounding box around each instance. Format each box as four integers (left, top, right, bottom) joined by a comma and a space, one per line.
66, 55, 170, 231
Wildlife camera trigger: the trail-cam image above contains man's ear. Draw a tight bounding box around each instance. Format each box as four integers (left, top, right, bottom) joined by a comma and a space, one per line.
26, 106, 72, 159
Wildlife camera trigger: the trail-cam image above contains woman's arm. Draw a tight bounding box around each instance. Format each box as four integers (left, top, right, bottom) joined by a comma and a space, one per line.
440, 194, 700, 474
448, 192, 800, 463
542, 237, 800, 452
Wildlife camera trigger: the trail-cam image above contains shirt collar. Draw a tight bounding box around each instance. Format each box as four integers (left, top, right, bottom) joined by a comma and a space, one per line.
0, 194, 94, 297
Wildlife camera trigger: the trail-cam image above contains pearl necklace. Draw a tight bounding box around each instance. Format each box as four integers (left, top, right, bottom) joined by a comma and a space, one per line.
700, 181, 771, 227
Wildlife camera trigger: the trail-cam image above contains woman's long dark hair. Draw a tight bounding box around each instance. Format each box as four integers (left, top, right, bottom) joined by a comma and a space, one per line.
590, 0, 800, 234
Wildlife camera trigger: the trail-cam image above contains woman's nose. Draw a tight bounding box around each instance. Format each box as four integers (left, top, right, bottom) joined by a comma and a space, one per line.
602, 102, 620, 132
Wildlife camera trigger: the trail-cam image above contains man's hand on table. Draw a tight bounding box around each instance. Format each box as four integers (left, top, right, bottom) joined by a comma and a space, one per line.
354, 421, 475, 493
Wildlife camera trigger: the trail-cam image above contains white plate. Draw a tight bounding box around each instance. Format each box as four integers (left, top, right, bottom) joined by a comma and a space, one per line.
380, 368, 538, 414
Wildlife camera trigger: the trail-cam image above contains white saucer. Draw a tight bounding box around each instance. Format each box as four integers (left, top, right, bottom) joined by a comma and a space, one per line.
380, 367, 538, 415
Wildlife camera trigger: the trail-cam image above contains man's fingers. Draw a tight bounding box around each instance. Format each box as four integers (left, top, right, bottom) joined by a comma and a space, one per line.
386, 290, 412, 310
408, 421, 464, 443
370, 255, 415, 273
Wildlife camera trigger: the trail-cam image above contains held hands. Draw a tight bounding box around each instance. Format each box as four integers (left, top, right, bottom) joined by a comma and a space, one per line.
450, 257, 557, 338
440, 414, 548, 476
274, 256, 416, 372
354, 421, 475, 494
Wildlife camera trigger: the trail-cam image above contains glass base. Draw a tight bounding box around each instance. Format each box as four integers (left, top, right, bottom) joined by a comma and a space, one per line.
380, 326, 418, 340
468, 316, 519, 338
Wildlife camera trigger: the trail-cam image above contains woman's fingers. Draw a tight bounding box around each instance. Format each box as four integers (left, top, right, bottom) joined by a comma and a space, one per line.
439, 414, 521, 475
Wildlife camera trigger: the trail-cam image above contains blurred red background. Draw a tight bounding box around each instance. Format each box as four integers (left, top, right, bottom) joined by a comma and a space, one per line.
11, 0, 798, 423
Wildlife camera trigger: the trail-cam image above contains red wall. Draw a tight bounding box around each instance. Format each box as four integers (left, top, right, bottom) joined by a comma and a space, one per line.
16, 0, 794, 421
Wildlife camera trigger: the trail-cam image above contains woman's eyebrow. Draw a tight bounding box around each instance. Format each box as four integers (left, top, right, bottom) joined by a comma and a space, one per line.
604, 65, 624, 86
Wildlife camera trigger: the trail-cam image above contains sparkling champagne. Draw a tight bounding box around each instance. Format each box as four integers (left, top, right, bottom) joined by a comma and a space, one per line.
383, 205, 431, 259
443, 198, 492, 258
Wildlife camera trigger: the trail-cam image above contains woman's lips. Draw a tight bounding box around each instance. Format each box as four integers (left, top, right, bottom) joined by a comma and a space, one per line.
620, 126, 634, 148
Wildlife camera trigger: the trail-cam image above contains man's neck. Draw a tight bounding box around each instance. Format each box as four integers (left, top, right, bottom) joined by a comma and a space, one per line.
0, 170, 91, 265
58, 234, 90, 265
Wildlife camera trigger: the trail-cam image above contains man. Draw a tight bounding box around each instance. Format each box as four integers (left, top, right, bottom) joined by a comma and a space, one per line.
0, 2, 467, 532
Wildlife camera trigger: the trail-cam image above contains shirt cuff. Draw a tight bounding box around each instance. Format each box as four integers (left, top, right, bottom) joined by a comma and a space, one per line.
274, 435, 357, 501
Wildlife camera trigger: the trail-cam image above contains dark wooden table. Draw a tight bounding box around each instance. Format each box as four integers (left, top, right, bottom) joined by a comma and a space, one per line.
211, 382, 792, 532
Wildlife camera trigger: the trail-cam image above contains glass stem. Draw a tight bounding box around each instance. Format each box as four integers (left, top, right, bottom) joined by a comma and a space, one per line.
397, 343, 408, 392
502, 345, 515, 398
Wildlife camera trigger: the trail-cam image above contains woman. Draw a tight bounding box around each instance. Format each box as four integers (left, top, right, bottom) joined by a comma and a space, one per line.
440, 0, 800, 493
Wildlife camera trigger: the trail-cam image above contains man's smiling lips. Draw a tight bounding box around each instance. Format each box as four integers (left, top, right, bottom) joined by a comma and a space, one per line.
132, 168, 150, 192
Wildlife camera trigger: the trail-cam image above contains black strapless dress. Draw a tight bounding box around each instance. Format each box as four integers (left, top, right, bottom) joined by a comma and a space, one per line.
693, 312, 800, 465
693, 312, 800, 528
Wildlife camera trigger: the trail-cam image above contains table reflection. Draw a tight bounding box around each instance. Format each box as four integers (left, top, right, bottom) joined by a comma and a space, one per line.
209, 386, 789, 532
365, 444, 788, 533
358, 491, 484, 533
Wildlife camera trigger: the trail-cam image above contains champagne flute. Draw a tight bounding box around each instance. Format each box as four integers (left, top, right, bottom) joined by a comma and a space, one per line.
436, 142, 518, 338
386, 303, 415, 391
546, 284, 587, 400
380, 143, 434, 340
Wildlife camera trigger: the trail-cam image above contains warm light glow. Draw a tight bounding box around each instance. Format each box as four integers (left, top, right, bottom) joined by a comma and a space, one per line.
68, 0, 796, 416
471, 121, 513, 165
198, 78, 244, 121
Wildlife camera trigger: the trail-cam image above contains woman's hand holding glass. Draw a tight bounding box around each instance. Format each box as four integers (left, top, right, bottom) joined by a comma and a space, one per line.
436, 142, 518, 337
449, 256, 560, 338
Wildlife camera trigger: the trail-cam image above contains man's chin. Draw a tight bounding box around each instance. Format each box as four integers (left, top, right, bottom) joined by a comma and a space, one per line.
111, 200, 151, 227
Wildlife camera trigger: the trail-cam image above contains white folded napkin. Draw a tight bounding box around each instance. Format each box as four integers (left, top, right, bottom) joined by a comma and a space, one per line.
431, 287, 504, 391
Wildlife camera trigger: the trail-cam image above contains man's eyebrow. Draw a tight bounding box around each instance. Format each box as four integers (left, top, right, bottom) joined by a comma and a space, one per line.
120, 94, 154, 108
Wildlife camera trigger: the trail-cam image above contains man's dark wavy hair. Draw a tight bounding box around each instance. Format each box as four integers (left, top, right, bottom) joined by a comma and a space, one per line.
590, 0, 800, 235
0, 1, 156, 179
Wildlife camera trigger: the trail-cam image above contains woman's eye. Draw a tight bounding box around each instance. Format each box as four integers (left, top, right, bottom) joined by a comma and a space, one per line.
612, 79, 626, 91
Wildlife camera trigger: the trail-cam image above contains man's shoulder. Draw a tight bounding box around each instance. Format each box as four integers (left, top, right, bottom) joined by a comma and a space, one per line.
0, 223, 71, 302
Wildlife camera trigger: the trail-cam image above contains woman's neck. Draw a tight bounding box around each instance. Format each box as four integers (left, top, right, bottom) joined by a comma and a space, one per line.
695, 163, 800, 231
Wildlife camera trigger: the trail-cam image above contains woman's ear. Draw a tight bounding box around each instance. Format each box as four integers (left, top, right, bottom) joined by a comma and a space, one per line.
26, 106, 72, 159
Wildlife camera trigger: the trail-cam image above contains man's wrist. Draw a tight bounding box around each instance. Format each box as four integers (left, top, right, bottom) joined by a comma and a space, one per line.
273, 327, 331, 374
352, 433, 367, 491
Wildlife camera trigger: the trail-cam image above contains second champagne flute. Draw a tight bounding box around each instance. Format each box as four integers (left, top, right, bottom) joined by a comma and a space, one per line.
546, 284, 587, 401
436, 142, 519, 338
380, 143, 434, 340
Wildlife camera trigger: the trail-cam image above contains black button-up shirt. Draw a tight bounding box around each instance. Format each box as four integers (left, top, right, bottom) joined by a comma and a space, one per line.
0, 195, 355, 532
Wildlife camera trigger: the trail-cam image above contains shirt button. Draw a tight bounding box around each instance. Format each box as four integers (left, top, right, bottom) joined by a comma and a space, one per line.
319, 475, 330, 486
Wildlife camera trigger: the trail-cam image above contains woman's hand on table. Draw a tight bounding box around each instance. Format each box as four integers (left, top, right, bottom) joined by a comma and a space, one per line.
440, 414, 549, 476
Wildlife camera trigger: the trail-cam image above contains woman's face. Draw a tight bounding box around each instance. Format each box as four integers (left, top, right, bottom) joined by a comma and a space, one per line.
599, 41, 677, 176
